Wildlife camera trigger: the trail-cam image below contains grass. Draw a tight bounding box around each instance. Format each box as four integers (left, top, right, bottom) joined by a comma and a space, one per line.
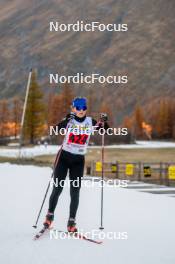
86, 148, 175, 163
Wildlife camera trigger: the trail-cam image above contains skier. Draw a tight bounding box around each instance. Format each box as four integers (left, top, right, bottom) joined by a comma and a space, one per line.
43, 97, 108, 232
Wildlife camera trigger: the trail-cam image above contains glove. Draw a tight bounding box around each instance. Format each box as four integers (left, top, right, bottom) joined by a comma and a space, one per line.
100, 113, 108, 122
66, 112, 76, 121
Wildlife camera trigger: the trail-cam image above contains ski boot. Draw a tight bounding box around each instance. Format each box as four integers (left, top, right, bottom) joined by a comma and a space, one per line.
43, 212, 54, 229
67, 218, 78, 233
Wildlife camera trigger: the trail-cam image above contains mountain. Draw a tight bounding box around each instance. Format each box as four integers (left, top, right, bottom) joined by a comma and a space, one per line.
0, 0, 175, 122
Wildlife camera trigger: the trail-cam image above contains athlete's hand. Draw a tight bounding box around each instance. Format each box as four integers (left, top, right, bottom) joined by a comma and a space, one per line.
100, 113, 108, 122
66, 112, 76, 121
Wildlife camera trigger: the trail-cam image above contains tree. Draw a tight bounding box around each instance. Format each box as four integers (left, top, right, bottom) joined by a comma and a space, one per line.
155, 99, 171, 139
11, 97, 22, 138
23, 70, 45, 144
123, 116, 133, 130
46, 83, 74, 144
0, 100, 10, 137
60, 82, 74, 117
171, 99, 175, 139
47, 94, 63, 126
168, 98, 175, 139
134, 105, 144, 139
47, 83, 74, 126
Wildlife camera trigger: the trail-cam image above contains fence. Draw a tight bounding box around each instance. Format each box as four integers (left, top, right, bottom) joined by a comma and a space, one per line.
86, 161, 175, 186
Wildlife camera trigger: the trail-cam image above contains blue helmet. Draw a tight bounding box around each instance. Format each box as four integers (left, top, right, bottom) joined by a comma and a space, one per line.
72, 97, 87, 110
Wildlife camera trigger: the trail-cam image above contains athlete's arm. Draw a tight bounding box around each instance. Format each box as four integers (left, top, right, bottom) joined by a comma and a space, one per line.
53, 113, 75, 130
92, 118, 109, 130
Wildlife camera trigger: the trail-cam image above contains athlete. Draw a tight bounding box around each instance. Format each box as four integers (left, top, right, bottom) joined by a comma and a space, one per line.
43, 97, 108, 232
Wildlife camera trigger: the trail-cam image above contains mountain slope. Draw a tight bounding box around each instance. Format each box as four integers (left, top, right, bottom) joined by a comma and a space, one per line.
0, 0, 175, 120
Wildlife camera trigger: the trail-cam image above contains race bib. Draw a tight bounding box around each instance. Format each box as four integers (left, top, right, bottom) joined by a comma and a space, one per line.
68, 133, 88, 145
62, 117, 92, 155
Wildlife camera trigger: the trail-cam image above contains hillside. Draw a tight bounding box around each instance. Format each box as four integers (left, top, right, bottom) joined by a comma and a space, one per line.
0, 0, 175, 121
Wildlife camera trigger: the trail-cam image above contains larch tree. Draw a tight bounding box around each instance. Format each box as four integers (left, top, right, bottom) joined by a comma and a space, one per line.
0, 100, 10, 137
11, 97, 22, 139
134, 105, 144, 139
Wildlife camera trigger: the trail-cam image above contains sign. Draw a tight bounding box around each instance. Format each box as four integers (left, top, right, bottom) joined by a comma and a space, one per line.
125, 164, 134, 176
96, 162, 102, 172
144, 166, 151, 177
168, 166, 175, 180
111, 163, 117, 173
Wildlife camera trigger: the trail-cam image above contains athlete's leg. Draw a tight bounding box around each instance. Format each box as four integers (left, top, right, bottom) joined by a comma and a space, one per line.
69, 156, 85, 219
48, 152, 68, 213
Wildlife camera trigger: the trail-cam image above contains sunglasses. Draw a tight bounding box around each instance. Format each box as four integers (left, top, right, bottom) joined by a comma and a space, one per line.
75, 106, 87, 111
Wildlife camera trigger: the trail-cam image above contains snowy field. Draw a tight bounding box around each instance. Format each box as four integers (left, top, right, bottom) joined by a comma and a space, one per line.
0, 163, 175, 264
0, 140, 175, 158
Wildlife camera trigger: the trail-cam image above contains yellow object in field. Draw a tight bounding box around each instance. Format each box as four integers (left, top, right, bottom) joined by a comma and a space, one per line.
125, 164, 134, 176
168, 166, 175, 179
111, 163, 117, 173
96, 162, 102, 172
143, 166, 151, 177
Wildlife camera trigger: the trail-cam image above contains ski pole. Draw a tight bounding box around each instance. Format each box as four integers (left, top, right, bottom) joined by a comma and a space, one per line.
32, 122, 70, 229
99, 122, 105, 230
32, 146, 62, 229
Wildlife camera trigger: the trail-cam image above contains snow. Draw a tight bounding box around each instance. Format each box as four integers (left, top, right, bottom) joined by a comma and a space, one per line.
105, 140, 175, 149
0, 163, 175, 264
0, 145, 61, 158
0, 140, 175, 158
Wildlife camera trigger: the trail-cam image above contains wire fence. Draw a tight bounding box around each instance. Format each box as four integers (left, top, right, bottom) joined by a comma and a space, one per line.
86, 161, 175, 186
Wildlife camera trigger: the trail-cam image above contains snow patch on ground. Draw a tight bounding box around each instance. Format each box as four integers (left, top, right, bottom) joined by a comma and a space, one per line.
0, 145, 61, 158
0, 140, 175, 158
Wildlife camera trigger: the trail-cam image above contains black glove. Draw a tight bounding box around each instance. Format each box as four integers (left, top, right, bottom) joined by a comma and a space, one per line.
100, 113, 108, 122
66, 112, 76, 121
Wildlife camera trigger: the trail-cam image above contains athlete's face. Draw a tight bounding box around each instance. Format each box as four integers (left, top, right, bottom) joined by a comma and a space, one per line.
72, 107, 87, 118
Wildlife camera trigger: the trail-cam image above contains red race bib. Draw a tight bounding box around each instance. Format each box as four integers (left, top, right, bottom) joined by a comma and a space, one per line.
68, 133, 88, 145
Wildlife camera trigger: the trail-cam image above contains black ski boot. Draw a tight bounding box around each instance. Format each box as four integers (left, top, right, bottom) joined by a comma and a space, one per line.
43, 212, 54, 228
67, 218, 78, 233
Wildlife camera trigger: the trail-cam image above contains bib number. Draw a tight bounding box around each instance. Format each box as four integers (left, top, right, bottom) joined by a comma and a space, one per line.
68, 133, 88, 145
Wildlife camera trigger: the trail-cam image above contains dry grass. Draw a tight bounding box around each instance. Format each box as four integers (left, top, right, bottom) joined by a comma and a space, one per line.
86, 148, 175, 163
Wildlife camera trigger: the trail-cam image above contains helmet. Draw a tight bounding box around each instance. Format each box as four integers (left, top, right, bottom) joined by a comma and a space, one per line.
72, 97, 87, 111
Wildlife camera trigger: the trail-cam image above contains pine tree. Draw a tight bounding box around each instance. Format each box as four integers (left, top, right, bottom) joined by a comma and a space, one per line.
23, 70, 45, 144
